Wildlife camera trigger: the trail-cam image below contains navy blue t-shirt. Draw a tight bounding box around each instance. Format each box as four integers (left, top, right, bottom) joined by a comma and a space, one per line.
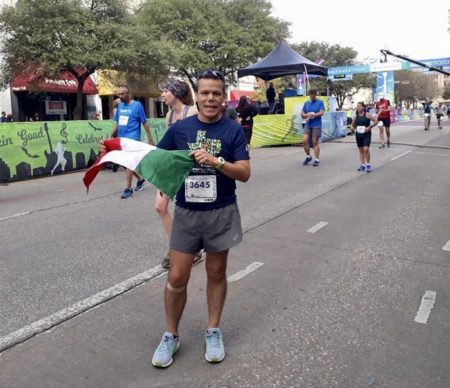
422, 102, 432, 114
157, 115, 249, 210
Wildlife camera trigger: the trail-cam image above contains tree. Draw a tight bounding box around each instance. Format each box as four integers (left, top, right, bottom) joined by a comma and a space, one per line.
0, 0, 171, 119
292, 41, 357, 68
443, 84, 450, 100
291, 41, 375, 109
136, 0, 290, 88
325, 74, 375, 108
395, 70, 441, 106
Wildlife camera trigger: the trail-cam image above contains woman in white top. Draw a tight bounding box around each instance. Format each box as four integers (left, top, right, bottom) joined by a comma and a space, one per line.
156, 79, 197, 268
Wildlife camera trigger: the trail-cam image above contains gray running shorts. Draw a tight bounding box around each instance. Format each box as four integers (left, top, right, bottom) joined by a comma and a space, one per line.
303, 126, 322, 138
170, 203, 243, 254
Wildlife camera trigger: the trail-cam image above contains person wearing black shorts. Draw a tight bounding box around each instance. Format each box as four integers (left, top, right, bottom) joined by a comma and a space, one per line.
435, 103, 444, 129
375, 95, 391, 147
352, 102, 378, 173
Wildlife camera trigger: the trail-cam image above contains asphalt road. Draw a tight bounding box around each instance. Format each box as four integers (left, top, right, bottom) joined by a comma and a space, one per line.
1, 119, 450, 387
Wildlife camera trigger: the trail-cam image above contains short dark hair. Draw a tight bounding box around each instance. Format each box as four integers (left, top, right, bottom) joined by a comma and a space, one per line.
309, 89, 317, 95
196, 70, 226, 92
118, 84, 131, 94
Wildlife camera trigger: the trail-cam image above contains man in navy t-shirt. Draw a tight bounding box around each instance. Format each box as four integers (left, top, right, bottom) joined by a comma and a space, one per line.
152, 70, 250, 368
301, 89, 325, 167
110, 85, 153, 198
415, 96, 433, 131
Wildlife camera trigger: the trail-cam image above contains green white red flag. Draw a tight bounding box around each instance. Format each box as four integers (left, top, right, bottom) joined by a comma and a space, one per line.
83, 138, 193, 198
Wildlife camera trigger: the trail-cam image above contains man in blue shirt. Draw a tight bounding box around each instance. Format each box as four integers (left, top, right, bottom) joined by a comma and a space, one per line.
110, 85, 153, 198
151, 70, 250, 368
283, 82, 297, 98
301, 89, 325, 167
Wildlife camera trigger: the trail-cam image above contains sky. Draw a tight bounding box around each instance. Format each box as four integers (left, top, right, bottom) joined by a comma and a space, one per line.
270, 0, 450, 63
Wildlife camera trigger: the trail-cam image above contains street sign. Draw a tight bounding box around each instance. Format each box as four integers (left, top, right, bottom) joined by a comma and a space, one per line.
328, 74, 353, 82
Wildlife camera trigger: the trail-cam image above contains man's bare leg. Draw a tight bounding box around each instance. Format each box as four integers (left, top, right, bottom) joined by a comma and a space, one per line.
165, 249, 195, 336
205, 250, 228, 328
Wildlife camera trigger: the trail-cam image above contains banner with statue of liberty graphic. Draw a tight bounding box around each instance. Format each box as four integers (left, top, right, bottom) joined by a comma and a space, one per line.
375, 71, 395, 103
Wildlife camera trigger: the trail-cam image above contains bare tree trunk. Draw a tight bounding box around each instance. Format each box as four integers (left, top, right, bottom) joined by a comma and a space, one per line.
181, 68, 196, 91
68, 68, 90, 120
73, 76, 85, 120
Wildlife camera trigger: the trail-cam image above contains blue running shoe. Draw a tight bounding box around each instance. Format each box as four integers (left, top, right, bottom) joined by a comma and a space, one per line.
302, 156, 312, 166
135, 179, 145, 191
152, 332, 180, 368
205, 328, 225, 363
366, 164, 373, 173
312, 160, 320, 167
121, 188, 133, 199
357, 165, 366, 172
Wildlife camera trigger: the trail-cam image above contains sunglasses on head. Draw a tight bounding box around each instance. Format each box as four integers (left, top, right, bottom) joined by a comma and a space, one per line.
197, 70, 225, 81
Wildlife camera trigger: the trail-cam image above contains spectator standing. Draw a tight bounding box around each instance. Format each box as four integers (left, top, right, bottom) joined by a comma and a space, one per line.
266, 82, 276, 114
236, 96, 258, 145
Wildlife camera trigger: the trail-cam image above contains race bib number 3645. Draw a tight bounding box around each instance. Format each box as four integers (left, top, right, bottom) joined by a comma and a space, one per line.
185, 175, 217, 203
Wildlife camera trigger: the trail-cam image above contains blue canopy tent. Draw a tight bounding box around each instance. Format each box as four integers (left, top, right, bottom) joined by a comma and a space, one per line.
237, 40, 328, 80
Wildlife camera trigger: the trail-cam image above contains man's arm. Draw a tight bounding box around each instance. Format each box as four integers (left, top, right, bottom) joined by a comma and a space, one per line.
190, 149, 250, 182
366, 114, 378, 129
314, 102, 325, 118
110, 123, 118, 138
143, 122, 154, 145
301, 103, 309, 119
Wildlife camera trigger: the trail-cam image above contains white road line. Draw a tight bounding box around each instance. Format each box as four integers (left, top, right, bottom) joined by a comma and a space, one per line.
0, 212, 30, 221
391, 150, 412, 161
0, 264, 165, 353
228, 262, 264, 283
307, 221, 328, 234
414, 290, 437, 324
442, 239, 450, 251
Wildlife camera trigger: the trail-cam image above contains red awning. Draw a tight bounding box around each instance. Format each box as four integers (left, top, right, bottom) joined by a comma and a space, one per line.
12, 70, 97, 94
229, 89, 255, 101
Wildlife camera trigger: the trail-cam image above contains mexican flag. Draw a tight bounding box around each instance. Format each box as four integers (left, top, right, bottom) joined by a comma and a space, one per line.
83, 138, 194, 198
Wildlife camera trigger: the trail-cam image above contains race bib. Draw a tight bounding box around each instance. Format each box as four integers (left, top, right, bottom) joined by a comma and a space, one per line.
424, 113, 430, 117
356, 126, 366, 134
185, 175, 217, 203
119, 115, 129, 126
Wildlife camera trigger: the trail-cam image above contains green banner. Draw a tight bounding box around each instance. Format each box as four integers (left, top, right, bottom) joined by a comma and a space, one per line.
252, 114, 302, 147
0, 118, 171, 182
0, 120, 112, 182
